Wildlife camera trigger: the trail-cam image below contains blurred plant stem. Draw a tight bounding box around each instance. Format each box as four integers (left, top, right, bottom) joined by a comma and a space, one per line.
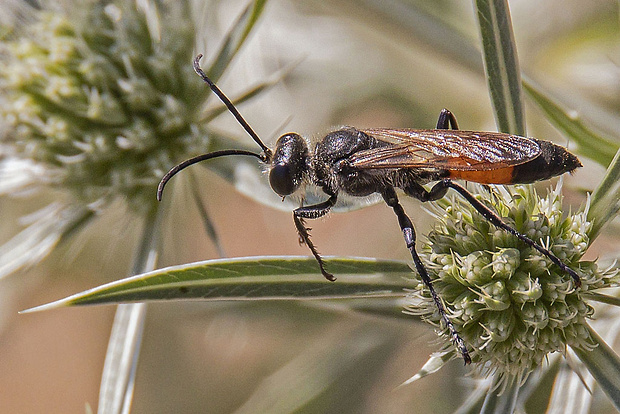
475, 0, 524, 136
98, 201, 162, 414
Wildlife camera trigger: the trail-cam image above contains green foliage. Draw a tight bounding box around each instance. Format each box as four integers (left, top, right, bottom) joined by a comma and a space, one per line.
24, 257, 412, 310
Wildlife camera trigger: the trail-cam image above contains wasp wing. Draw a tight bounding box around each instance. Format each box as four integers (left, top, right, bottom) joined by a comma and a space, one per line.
350, 129, 541, 171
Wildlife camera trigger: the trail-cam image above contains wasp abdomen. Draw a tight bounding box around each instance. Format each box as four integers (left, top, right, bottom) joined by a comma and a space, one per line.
510, 140, 582, 183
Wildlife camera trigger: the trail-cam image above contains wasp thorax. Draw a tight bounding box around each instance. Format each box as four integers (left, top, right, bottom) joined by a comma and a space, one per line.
269, 133, 309, 196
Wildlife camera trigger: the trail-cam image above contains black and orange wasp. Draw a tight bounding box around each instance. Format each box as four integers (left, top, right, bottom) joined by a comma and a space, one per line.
158, 55, 582, 364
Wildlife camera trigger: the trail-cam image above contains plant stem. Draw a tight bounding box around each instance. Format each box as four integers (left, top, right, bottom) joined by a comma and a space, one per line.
97, 202, 163, 414
475, 0, 525, 135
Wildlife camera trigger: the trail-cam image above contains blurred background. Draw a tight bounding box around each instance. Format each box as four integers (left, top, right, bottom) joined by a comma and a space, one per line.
0, 0, 618, 412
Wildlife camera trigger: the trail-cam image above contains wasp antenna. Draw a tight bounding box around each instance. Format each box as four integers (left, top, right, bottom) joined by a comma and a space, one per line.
193, 54, 272, 158
157, 149, 264, 201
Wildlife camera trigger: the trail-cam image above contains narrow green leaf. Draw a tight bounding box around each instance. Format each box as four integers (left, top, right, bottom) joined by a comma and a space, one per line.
546, 361, 593, 414
474, 0, 525, 135
234, 323, 397, 414
520, 357, 561, 412
454, 380, 491, 414
328, 0, 484, 74
480, 377, 519, 414
573, 325, 620, 410
23, 257, 413, 311
523, 80, 618, 167
207, 0, 268, 82
588, 147, 620, 239
398, 351, 455, 387
98, 303, 146, 414
582, 291, 620, 307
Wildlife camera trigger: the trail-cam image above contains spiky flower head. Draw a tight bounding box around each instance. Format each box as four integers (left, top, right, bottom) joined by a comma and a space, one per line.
0, 0, 207, 213
407, 183, 619, 385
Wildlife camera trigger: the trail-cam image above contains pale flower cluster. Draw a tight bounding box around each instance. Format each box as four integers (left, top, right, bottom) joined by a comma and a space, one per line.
408, 184, 618, 384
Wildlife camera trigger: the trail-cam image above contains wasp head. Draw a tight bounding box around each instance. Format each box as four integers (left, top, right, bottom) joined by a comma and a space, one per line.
269, 133, 309, 196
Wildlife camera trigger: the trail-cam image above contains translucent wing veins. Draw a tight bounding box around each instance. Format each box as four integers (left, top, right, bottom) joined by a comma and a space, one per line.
349, 129, 541, 171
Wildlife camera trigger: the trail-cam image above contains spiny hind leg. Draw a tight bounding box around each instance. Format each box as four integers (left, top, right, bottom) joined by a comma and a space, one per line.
382, 186, 471, 364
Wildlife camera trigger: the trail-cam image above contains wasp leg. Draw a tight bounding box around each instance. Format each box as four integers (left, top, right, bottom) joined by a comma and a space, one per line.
293, 194, 338, 282
382, 187, 471, 365
419, 179, 582, 287
436, 109, 459, 130
404, 180, 449, 202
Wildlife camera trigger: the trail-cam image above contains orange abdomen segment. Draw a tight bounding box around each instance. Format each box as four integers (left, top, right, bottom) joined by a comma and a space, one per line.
448, 166, 516, 184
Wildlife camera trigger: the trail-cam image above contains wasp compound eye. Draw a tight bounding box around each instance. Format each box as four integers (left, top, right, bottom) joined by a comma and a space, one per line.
269, 133, 308, 196
269, 164, 298, 196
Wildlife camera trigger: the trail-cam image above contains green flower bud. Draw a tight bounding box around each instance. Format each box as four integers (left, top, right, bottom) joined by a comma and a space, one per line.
453, 291, 484, 325
478, 280, 511, 311
461, 251, 493, 285
507, 271, 543, 303
518, 301, 549, 330
479, 309, 515, 343
492, 248, 520, 279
